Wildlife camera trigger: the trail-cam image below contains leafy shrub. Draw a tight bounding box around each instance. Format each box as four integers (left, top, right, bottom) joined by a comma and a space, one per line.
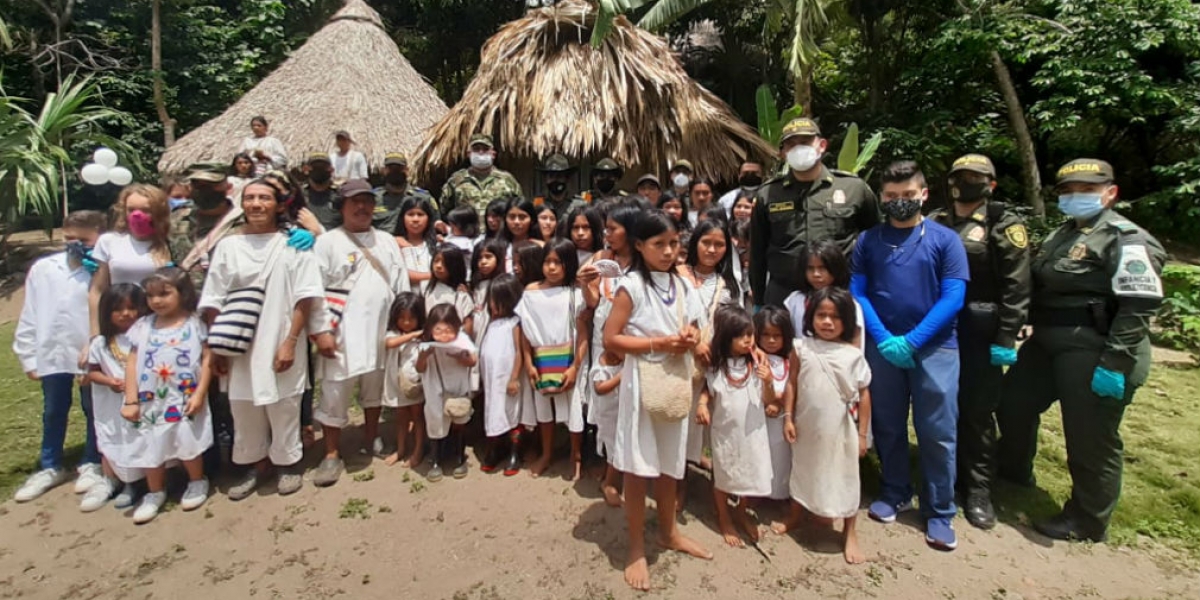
1155, 265, 1200, 355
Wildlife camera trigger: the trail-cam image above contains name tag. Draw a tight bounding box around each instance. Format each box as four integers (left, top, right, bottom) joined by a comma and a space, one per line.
769, 202, 794, 214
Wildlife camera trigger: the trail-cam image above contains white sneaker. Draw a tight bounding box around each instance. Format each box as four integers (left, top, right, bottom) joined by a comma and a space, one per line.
180, 479, 209, 511
80, 477, 117, 512
132, 491, 167, 524
14, 468, 68, 502
113, 483, 139, 509
74, 463, 104, 494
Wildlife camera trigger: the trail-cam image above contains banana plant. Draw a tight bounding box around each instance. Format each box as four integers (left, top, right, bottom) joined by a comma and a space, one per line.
836, 122, 883, 177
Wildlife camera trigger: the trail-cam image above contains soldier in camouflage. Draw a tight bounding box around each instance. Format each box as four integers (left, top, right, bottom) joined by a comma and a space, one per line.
584, 158, 629, 206
440, 133, 522, 220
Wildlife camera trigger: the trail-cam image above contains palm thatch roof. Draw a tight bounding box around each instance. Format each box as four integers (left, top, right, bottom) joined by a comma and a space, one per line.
412, 0, 775, 186
158, 0, 447, 174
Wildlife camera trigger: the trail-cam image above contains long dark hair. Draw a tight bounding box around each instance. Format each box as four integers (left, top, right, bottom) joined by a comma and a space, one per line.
229, 152, 254, 177
755, 305, 796, 356
659, 192, 690, 232
470, 237, 508, 289
708, 304, 755, 376
500, 195, 540, 244
142, 266, 200, 314
797, 240, 851, 293
604, 204, 642, 255
803, 286, 858, 343
542, 238, 580, 287
630, 209, 681, 282
514, 241, 545, 287
486, 273, 523, 319
387, 292, 426, 333
430, 243, 468, 290
398, 195, 439, 250
685, 219, 738, 294
422, 303, 462, 342
483, 198, 508, 239
446, 205, 480, 239
558, 205, 604, 252
98, 284, 148, 342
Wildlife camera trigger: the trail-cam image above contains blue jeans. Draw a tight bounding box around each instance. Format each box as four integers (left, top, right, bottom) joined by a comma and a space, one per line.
39, 374, 100, 470
867, 345, 960, 520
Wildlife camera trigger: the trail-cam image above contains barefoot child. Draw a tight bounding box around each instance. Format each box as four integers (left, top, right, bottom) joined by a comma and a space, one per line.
122, 267, 214, 524
470, 238, 507, 349
416, 304, 478, 482
479, 274, 527, 475
516, 239, 589, 479
81, 284, 149, 512
589, 350, 622, 506
776, 286, 873, 564
754, 306, 798, 502
696, 305, 775, 547
424, 244, 475, 339
382, 293, 426, 467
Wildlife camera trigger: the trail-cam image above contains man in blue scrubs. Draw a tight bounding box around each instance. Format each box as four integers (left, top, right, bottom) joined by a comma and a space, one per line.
851, 161, 969, 550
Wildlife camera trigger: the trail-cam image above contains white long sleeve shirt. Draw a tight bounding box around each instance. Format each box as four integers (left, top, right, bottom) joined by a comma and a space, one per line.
13, 252, 92, 376
331, 149, 369, 182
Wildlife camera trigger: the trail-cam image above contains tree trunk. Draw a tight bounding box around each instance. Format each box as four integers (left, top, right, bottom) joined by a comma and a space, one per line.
792, 65, 812, 117
990, 50, 1043, 217
152, 0, 175, 147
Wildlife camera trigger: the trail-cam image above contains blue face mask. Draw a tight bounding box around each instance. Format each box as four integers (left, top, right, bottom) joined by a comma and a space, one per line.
1058, 193, 1105, 219
169, 197, 191, 211
65, 239, 90, 259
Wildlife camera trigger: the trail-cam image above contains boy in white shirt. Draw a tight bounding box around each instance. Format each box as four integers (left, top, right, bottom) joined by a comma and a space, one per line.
13, 210, 109, 501
312, 180, 409, 486
331, 130, 369, 183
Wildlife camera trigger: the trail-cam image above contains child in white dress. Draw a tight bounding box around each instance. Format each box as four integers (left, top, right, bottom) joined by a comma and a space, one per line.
382, 293, 427, 467
122, 268, 213, 524
416, 304, 478, 482
395, 195, 437, 290
774, 286, 873, 565
696, 305, 775, 548
424, 244, 475, 339
784, 240, 864, 348
754, 306, 798, 502
478, 274, 526, 475
470, 238, 507, 348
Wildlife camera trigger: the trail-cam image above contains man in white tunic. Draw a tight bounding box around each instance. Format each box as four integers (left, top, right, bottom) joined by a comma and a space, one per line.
312, 179, 410, 486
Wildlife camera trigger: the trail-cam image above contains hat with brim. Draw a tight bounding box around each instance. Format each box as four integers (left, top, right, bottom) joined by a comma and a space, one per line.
338, 178, 375, 200
384, 152, 408, 167
671, 159, 694, 173
1056, 159, 1115, 185
307, 152, 331, 165
538, 153, 574, 173
469, 133, 495, 149
637, 174, 661, 188
334, 130, 354, 143
949, 154, 996, 178
594, 158, 622, 174
186, 162, 228, 183
780, 117, 821, 144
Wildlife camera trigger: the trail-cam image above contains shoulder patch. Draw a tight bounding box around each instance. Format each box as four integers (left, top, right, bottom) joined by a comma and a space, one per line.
1112, 244, 1163, 298
830, 169, 857, 178
1004, 224, 1028, 249
1109, 219, 1139, 234
769, 201, 795, 214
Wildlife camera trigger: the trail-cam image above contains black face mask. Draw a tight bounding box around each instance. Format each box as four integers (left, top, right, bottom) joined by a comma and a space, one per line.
548, 181, 568, 197
595, 177, 616, 194
191, 187, 227, 210
309, 169, 331, 185
385, 172, 407, 188
738, 173, 763, 188
952, 181, 992, 204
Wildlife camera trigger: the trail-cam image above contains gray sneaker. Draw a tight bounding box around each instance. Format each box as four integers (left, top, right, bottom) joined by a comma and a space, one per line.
113, 482, 139, 509
277, 469, 303, 496
312, 457, 344, 487
227, 471, 259, 501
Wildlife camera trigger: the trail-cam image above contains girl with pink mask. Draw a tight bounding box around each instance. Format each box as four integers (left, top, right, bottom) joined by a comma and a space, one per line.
88, 184, 174, 337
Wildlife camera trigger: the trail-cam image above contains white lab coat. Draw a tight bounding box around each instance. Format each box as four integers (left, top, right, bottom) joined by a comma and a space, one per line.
13, 252, 90, 376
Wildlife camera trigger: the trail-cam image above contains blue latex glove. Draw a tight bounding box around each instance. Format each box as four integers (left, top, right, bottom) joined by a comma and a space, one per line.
989, 344, 1018, 367
1091, 366, 1126, 402
752, 304, 763, 315
81, 255, 100, 274
287, 226, 316, 251
878, 336, 916, 369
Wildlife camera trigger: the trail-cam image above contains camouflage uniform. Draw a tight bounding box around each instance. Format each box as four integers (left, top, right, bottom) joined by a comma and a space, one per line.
440, 134, 522, 218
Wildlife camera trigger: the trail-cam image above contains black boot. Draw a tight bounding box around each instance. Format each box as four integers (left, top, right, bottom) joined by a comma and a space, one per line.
965, 491, 997, 530
504, 429, 521, 476
427, 439, 443, 482
1034, 511, 1107, 543
452, 430, 469, 479
480, 438, 501, 473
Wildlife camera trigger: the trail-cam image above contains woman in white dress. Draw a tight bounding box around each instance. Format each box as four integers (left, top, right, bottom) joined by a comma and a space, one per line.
603, 210, 712, 592
236, 116, 287, 177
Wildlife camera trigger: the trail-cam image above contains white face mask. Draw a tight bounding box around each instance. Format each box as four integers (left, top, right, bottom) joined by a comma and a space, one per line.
470, 152, 494, 170
672, 173, 690, 189
786, 144, 821, 172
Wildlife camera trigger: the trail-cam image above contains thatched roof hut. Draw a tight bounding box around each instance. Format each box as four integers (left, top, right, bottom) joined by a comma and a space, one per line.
412, 0, 775, 191
158, 0, 447, 174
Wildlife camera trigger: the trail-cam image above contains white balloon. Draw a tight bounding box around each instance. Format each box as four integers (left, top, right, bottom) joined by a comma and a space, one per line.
108, 166, 133, 186
81, 163, 110, 185
93, 147, 119, 168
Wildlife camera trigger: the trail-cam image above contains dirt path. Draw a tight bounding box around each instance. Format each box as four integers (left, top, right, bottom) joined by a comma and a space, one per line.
0, 453, 1196, 600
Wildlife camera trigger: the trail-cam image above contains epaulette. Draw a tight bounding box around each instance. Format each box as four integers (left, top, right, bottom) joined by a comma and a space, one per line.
1107, 219, 1139, 234
830, 169, 858, 178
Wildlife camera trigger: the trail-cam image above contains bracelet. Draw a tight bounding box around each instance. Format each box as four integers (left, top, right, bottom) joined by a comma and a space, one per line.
650, 339, 655, 353
783, 412, 792, 417
123, 401, 138, 406
286, 334, 299, 343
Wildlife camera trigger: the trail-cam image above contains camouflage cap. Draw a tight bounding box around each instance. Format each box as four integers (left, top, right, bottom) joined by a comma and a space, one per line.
338, 178, 375, 199
538, 153, 573, 172
307, 151, 331, 164
780, 117, 821, 144
594, 158, 622, 173
185, 161, 228, 183
949, 154, 996, 178
469, 133, 495, 149
671, 159, 694, 173
1056, 158, 1115, 185
384, 152, 408, 167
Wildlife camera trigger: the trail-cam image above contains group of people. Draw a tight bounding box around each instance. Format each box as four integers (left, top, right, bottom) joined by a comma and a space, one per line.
12, 114, 1166, 591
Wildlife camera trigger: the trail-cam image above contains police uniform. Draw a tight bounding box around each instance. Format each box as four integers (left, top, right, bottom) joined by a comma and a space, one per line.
536, 153, 588, 219
440, 134, 523, 219
373, 152, 434, 236
750, 118, 880, 306
582, 157, 628, 207
929, 154, 1031, 528
997, 159, 1166, 542
303, 152, 343, 232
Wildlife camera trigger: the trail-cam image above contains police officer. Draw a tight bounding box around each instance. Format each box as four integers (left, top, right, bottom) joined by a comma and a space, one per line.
586, 158, 628, 205
374, 152, 434, 235
929, 154, 1031, 530
997, 159, 1166, 543
302, 152, 342, 232
668, 159, 694, 202
538, 153, 586, 218
750, 117, 880, 306
440, 133, 523, 220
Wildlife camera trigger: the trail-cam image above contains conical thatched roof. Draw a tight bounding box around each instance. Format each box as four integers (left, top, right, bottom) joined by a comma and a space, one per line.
412, 0, 775, 186
158, 0, 447, 174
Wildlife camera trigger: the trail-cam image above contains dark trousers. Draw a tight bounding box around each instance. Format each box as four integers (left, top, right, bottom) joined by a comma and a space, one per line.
39, 374, 100, 470
956, 323, 1004, 496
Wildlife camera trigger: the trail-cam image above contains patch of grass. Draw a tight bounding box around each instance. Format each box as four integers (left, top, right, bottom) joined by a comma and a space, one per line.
409, 480, 425, 494
352, 469, 375, 482
338, 497, 371, 520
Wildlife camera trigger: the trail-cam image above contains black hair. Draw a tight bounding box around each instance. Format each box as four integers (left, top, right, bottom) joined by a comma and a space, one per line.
422, 303, 462, 342
514, 241, 545, 287
629, 209, 681, 282
658, 192, 691, 232
141, 266, 200, 313
98, 283, 148, 342
484, 198, 508, 239
534, 203, 558, 241
559, 205, 604, 252
250, 116, 268, 127
731, 194, 755, 217
446, 205, 480, 239
241, 179, 294, 228
230, 152, 254, 177
685, 219, 739, 294
689, 178, 715, 195
754, 305, 796, 357
500, 196, 540, 243
542, 238, 580, 287
881, 160, 926, 188
796, 240, 851, 293
430, 243, 468, 289
387, 292, 426, 333
486, 273, 523, 319
470, 237, 508, 289
802, 286, 858, 343
699, 204, 729, 226
398, 195, 439, 250
708, 304, 755, 376
257, 171, 308, 223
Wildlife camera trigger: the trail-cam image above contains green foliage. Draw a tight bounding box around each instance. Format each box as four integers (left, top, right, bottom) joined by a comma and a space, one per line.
835, 122, 882, 177
1155, 265, 1200, 356
754, 83, 802, 147
338, 497, 372, 519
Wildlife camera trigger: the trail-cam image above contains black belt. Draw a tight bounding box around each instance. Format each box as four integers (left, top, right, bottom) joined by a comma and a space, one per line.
1030, 303, 1112, 334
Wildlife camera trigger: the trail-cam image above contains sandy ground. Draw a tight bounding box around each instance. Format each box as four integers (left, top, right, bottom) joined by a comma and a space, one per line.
0, 442, 1197, 600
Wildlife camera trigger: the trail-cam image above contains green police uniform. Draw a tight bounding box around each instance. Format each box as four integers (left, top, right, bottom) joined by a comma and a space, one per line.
537, 153, 587, 219
930, 154, 1031, 513
997, 159, 1166, 541
374, 183, 435, 236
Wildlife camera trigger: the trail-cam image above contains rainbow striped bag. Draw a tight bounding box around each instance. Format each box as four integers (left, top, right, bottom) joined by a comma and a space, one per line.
532, 343, 573, 392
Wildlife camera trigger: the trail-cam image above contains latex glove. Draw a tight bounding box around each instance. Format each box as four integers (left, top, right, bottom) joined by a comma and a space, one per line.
1091, 366, 1127, 402
752, 304, 763, 315
287, 226, 316, 251
989, 344, 1018, 367
81, 255, 100, 274
878, 336, 916, 369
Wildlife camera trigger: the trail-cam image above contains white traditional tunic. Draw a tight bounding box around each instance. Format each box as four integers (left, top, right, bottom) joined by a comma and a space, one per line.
93, 232, 161, 286
424, 281, 474, 326
237, 135, 288, 177
400, 244, 432, 291
589, 362, 621, 455
479, 316, 525, 436
515, 287, 585, 431
706, 358, 773, 496
790, 337, 872, 518
587, 271, 625, 456
686, 271, 732, 462
471, 279, 493, 348
421, 332, 477, 440
87, 333, 143, 482
612, 271, 703, 480
382, 332, 422, 408
784, 290, 864, 344
765, 354, 792, 500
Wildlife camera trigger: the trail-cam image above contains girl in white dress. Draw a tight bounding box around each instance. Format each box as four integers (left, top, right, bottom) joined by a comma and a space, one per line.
382, 293, 427, 468
121, 268, 213, 524
784, 240, 864, 348
560, 205, 603, 267
696, 305, 775, 547
470, 238, 508, 349
754, 306, 798, 502
82, 284, 149, 512
774, 286, 873, 565
603, 210, 711, 592
424, 244, 475, 339
501, 197, 546, 273
478, 274, 526, 475
396, 196, 438, 290
416, 304, 478, 482
517, 239, 589, 480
